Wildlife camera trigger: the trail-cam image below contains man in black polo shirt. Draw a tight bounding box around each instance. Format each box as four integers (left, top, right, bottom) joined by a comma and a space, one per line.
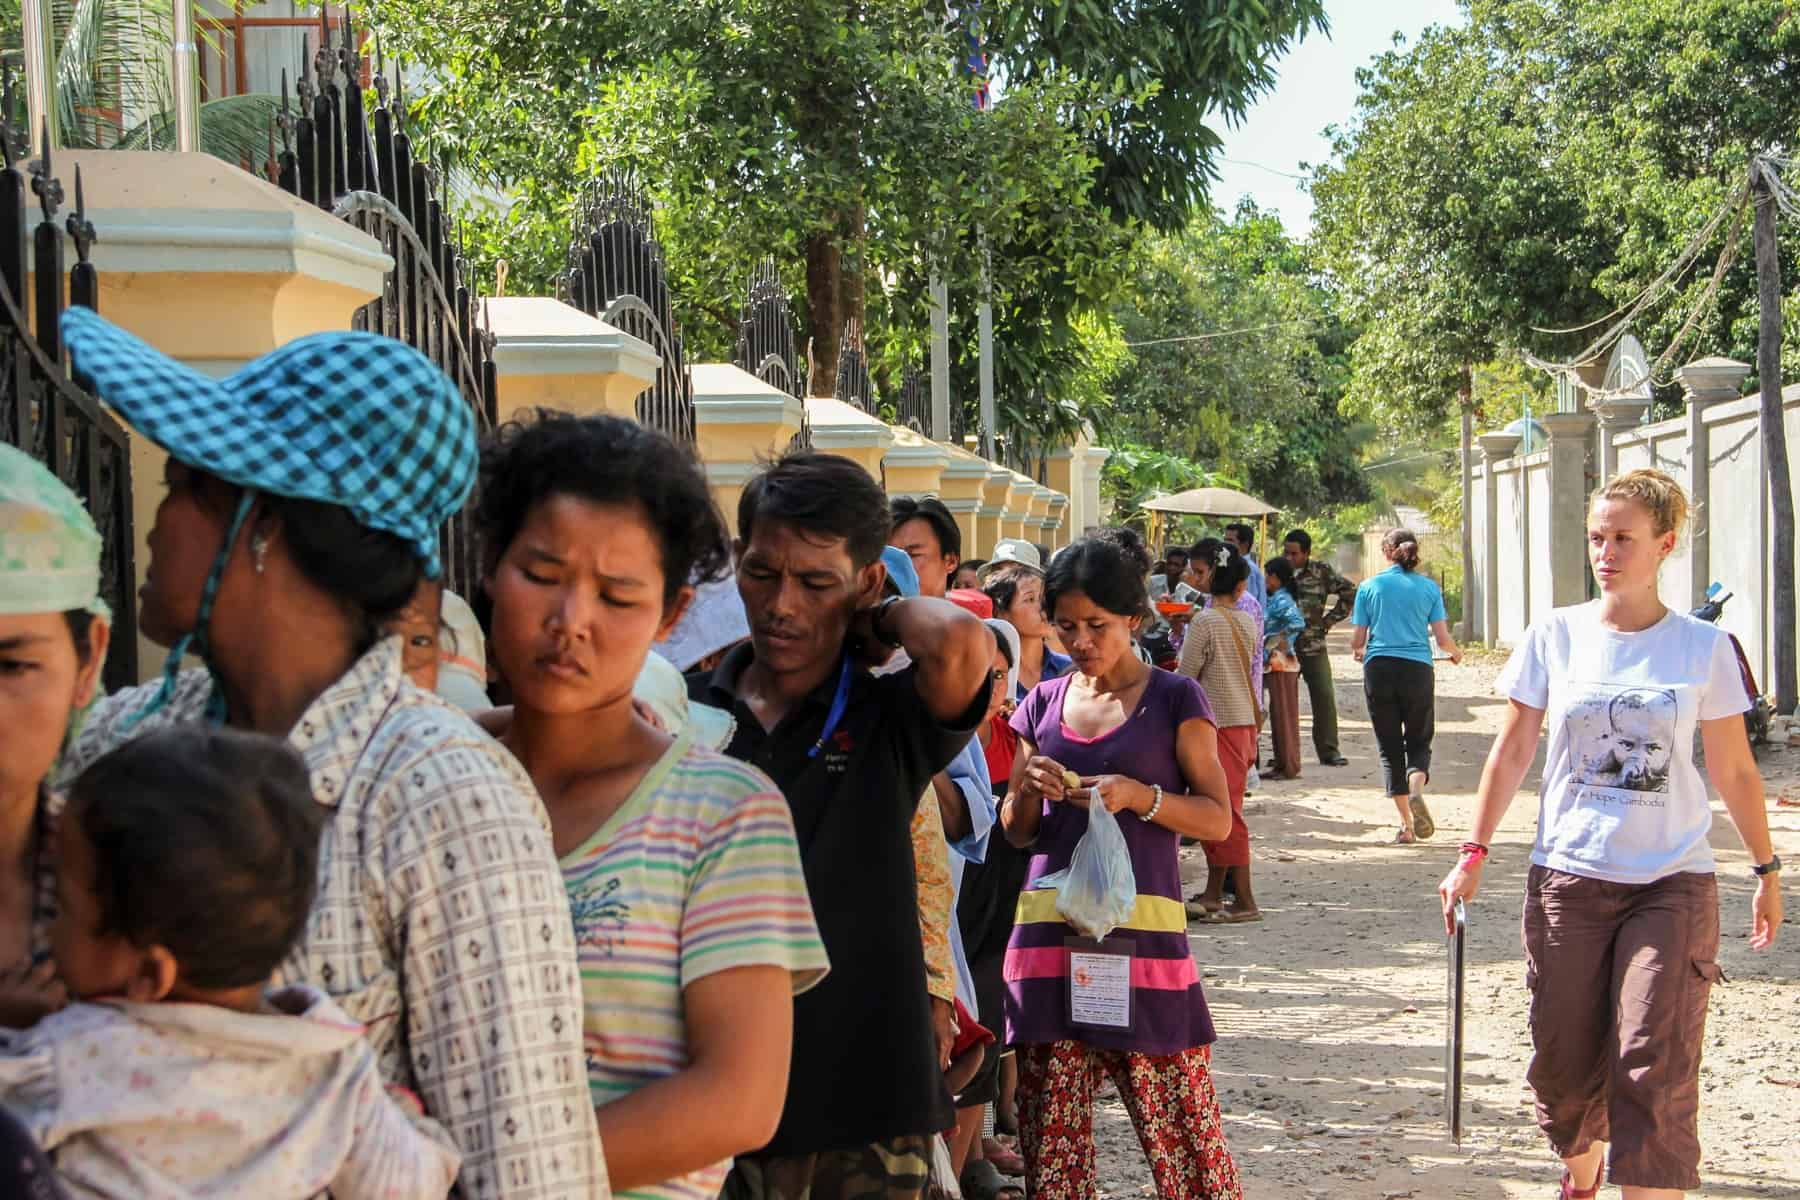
699, 453, 993, 1200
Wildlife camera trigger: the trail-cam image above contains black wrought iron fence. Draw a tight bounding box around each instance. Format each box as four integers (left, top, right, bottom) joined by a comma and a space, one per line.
835, 319, 875, 414
896, 364, 930, 435
733, 258, 810, 451
559, 171, 695, 447
272, 10, 497, 598
0, 131, 137, 689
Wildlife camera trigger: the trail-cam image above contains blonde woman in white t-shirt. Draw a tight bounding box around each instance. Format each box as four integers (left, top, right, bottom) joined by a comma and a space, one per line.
1439, 469, 1782, 1200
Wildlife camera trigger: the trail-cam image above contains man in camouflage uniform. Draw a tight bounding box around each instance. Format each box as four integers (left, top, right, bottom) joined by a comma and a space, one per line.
1285, 528, 1356, 765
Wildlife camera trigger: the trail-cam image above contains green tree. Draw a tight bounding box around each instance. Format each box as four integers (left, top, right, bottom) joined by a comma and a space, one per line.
1100, 202, 1370, 513
1313, 0, 1800, 427
990, 0, 1329, 231
368, 0, 1328, 417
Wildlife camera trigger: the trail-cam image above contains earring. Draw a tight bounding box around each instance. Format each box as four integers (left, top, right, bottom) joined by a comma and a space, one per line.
251, 533, 269, 575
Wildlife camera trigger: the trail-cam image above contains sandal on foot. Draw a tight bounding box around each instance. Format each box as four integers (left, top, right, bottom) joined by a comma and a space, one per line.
1184, 895, 1223, 921
1217, 908, 1263, 923
1557, 1171, 1599, 1199
980, 1137, 1024, 1176
1407, 771, 1436, 840
963, 1156, 1024, 1199
1392, 829, 1417, 845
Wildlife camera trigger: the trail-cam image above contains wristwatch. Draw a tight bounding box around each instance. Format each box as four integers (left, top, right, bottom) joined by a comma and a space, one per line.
870, 595, 906, 648
1752, 855, 1782, 877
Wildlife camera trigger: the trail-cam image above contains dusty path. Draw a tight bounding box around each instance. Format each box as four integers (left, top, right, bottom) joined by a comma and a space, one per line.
1084, 634, 1800, 1198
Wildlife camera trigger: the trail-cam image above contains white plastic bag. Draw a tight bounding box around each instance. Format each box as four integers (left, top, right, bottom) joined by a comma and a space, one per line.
926, 1133, 962, 1199
1036, 797, 1137, 940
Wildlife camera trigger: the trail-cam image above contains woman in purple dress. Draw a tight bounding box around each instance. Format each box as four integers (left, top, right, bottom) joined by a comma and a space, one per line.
998, 528, 1240, 1200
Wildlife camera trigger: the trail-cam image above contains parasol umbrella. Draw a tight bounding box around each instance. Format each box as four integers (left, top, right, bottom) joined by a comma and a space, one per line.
1141, 486, 1279, 517
1140, 487, 1280, 558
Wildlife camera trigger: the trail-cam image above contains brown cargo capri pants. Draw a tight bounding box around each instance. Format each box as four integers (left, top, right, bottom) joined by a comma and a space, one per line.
1522, 866, 1723, 1192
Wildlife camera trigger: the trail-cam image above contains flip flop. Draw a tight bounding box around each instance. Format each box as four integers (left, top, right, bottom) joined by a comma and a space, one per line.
962, 1155, 1024, 1199
1408, 771, 1436, 840
1217, 909, 1264, 923
1184, 896, 1223, 921
1392, 829, 1417, 845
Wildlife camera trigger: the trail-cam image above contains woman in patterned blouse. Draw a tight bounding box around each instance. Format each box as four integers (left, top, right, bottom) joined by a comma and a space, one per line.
54, 311, 604, 1200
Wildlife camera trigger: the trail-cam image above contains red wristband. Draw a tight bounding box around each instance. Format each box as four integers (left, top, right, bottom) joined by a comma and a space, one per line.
1459, 842, 1489, 866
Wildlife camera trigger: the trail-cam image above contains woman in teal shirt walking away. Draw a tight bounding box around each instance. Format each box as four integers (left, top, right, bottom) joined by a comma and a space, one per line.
1350, 529, 1462, 843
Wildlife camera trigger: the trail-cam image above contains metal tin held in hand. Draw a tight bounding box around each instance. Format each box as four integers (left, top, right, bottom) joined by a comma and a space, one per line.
1445, 897, 1467, 1144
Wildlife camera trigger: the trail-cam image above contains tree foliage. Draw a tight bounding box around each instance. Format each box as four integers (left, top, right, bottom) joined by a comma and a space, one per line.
368, 0, 1329, 418
988, 0, 1328, 231
1100, 202, 1370, 513
1312, 0, 1800, 428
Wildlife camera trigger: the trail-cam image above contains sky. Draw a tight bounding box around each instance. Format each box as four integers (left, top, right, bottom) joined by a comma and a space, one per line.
1211, 0, 1466, 235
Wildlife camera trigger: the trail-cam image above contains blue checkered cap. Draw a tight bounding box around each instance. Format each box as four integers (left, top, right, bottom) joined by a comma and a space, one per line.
62, 308, 476, 577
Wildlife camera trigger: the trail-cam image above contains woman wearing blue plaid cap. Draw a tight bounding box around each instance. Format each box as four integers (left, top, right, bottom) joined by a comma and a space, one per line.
52, 310, 606, 1200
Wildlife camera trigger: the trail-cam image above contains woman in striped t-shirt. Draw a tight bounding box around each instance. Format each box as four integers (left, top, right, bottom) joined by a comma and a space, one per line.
474, 413, 828, 1200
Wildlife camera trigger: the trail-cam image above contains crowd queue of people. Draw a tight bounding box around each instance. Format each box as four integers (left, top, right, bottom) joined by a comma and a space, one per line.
0, 311, 1782, 1200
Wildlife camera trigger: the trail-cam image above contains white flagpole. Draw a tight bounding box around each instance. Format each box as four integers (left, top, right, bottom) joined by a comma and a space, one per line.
172, 0, 200, 152
929, 273, 951, 441
21, 0, 57, 153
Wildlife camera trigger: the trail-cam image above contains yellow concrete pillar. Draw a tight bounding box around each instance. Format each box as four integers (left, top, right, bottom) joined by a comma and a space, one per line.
486, 297, 659, 422
1045, 495, 1070, 549
806, 396, 895, 480
979, 465, 1013, 557
884, 427, 950, 498
693, 364, 807, 535
1045, 444, 1081, 536
937, 443, 990, 559
54, 151, 391, 681
1001, 470, 1035, 542
1024, 484, 1053, 548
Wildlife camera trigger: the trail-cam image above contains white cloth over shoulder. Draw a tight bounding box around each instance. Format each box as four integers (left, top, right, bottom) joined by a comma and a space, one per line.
0, 985, 460, 1200
1498, 603, 1749, 884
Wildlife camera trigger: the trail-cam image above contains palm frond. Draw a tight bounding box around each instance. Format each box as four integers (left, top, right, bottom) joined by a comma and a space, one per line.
54, 0, 177, 148
116, 92, 281, 166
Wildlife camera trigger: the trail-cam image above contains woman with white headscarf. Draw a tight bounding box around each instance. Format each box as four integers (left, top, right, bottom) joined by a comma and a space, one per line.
0, 444, 112, 1023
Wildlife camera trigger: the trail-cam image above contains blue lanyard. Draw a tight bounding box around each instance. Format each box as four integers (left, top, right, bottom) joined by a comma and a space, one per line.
807, 655, 856, 759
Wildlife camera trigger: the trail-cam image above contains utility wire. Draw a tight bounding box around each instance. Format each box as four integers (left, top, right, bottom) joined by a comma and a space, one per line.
1522, 178, 1752, 390
1220, 157, 1312, 183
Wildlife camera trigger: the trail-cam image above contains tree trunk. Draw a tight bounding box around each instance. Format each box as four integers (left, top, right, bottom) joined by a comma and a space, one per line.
806, 231, 840, 397
1754, 161, 1797, 714
1458, 365, 1475, 641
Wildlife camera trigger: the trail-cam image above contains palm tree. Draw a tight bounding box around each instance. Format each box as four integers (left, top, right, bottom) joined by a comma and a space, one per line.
1, 0, 277, 165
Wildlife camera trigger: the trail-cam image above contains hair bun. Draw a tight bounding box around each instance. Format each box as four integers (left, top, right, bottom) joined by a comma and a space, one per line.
1093, 526, 1152, 576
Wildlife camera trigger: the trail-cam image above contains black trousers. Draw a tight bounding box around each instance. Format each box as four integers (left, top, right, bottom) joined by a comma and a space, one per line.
1362, 656, 1435, 796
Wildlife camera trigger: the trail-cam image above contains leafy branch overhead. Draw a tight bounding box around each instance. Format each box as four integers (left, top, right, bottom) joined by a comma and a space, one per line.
1311, 0, 1800, 428
367, 0, 1327, 412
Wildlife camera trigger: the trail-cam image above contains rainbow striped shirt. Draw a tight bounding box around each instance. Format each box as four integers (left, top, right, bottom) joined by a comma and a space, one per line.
560, 733, 829, 1200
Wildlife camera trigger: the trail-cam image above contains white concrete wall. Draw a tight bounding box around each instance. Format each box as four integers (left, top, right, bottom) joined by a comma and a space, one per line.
1469, 384, 1800, 694
1495, 461, 1528, 644
1469, 474, 1488, 642
1525, 452, 1553, 626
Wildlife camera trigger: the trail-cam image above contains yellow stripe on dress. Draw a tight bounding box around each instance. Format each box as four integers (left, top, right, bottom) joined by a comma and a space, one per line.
1014, 887, 1187, 934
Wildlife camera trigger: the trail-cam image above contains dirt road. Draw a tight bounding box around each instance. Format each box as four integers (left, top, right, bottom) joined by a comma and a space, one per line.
1086, 637, 1800, 1198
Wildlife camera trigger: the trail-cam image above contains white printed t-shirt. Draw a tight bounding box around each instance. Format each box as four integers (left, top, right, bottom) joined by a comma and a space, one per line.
1498, 602, 1749, 884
